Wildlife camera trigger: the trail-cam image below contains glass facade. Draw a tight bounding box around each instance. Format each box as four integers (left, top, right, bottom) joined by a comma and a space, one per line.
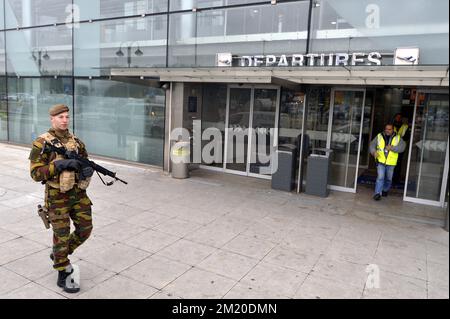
0, 77, 6, 141
75, 0, 168, 21
6, 25, 72, 76
74, 78, 165, 165
5, 0, 72, 28
310, 0, 449, 64
0, 0, 448, 169
74, 15, 167, 76
170, 0, 265, 11
7, 77, 73, 145
169, 1, 309, 67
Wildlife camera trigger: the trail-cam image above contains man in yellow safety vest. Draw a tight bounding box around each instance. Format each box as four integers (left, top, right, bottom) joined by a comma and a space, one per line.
369, 124, 406, 201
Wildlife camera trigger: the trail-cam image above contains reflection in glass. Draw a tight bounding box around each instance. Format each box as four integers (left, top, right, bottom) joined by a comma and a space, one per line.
6, 26, 72, 76
249, 89, 277, 175
0, 1, 4, 29
0, 77, 6, 140
169, 2, 309, 67
5, 0, 71, 28
406, 93, 449, 201
359, 90, 374, 168
306, 87, 331, 152
225, 88, 251, 172
279, 88, 305, 189
329, 90, 364, 189
7, 77, 73, 145
309, 0, 449, 64
74, 79, 165, 166
201, 84, 227, 167
170, 0, 264, 11
76, 0, 168, 21
74, 16, 167, 76
0, 32, 5, 74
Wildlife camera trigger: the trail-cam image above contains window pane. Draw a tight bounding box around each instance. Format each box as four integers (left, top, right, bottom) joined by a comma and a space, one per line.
406, 93, 449, 201
0, 1, 4, 29
6, 26, 72, 76
5, 0, 72, 28
0, 77, 6, 141
0, 32, 5, 74
310, 0, 449, 64
170, 0, 264, 11
279, 89, 305, 146
74, 16, 167, 76
75, 0, 168, 21
201, 84, 227, 167
74, 78, 165, 166
169, 2, 309, 67
7, 77, 73, 145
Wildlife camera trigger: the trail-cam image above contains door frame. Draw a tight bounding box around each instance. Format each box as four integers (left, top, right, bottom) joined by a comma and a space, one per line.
403, 89, 449, 207
200, 84, 280, 180
327, 87, 367, 193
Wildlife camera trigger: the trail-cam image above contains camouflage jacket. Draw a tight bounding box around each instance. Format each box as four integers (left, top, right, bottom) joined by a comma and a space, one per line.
29, 128, 89, 183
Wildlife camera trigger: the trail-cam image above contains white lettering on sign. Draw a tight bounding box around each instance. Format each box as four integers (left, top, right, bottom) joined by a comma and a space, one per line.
237, 52, 385, 67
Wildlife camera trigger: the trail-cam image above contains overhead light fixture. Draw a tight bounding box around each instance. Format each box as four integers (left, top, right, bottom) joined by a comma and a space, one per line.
135, 46, 143, 56
115, 48, 124, 57
314, 1, 321, 7
42, 50, 50, 60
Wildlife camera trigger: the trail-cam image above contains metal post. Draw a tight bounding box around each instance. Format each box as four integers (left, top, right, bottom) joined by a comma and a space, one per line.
127, 46, 132, 68
445, 205, 449, 232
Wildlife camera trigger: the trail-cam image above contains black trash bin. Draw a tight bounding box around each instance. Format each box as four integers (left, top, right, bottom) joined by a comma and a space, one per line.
271, 144, 297, 192
305, 148, 333, 197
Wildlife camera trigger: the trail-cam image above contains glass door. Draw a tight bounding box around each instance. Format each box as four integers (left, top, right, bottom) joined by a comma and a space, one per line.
248, 88, 279, 178
404, 90, 449, 207
328, 88, 366, 192
224, 85, 280, 178
225, 87, 252, 174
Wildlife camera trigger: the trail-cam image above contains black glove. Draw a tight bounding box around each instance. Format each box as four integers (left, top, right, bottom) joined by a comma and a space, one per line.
79, 166, 94, 180
53, 159, 81, 173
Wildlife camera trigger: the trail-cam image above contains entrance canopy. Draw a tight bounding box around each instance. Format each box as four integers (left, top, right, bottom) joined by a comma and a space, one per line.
110, 65, 449, 87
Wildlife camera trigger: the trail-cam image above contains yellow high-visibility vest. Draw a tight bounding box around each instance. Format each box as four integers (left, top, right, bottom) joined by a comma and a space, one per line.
394, 124, 408, 138
376, 133, 401, 166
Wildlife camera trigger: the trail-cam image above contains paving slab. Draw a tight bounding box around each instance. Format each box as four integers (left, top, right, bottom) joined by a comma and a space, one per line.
155, 239, 217, 266
0, 142, 448, 299
76, 274, 157, 299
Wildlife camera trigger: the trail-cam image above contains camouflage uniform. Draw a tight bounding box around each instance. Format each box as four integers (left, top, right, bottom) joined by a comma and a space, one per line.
29, 128, 93, 271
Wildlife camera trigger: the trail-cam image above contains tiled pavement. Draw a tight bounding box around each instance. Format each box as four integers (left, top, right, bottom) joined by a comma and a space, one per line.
0, 143, 448, 299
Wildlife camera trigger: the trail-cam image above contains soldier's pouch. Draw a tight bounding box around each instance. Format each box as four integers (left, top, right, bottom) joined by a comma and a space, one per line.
59, 171, 75, 193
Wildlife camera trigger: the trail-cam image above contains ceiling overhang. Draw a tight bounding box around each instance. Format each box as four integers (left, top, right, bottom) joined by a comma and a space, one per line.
110, 65, 449, 87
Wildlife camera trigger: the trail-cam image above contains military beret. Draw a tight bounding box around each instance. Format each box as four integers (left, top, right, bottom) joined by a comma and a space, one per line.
49, 104, 69, 116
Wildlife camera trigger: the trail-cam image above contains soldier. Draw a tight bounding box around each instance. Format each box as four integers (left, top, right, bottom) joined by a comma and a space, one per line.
28, 104, 94, 293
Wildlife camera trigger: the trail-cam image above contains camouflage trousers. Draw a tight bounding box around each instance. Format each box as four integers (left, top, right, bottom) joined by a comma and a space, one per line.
47, 185, 93, 271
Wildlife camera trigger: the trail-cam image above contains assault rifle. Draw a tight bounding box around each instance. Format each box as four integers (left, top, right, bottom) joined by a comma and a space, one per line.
41, 141, 128, 186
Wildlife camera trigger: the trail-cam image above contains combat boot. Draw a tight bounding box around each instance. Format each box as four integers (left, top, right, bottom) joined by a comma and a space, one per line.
57, 265, 80, 293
